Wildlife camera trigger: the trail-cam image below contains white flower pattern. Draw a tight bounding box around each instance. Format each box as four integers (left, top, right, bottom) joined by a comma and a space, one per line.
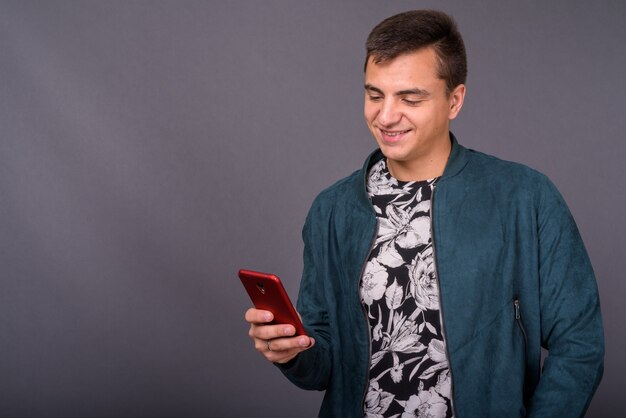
362, 259, 389, 306
401, 388, 448, 418
408, 247, 439, 312
361, 159, 453, 418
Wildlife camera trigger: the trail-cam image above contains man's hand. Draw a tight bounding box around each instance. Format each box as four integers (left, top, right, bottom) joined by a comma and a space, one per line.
245, 308, 315, 364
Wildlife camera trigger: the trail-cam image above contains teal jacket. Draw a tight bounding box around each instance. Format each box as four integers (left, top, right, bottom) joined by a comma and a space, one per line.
279, 136, 604, 417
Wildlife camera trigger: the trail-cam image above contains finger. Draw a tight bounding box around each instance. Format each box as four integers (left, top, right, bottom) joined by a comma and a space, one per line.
249, 323, 296, 341
244, 308, 273, 324
264, 337, 316, 364
258, 335, 314, 353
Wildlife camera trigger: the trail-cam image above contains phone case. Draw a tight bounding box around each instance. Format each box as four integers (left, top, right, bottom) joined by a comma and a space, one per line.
238, 269, 307, 336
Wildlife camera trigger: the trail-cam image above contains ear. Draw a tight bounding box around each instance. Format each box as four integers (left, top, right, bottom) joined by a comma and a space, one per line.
448, 84, 466, 120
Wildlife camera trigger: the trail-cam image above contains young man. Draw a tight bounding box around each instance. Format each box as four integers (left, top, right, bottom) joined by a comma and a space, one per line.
246, 10, 603, 417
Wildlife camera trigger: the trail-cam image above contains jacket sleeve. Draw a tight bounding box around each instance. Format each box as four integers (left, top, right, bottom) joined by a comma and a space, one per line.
276, 205, 332, 390
526, 177, 604, 417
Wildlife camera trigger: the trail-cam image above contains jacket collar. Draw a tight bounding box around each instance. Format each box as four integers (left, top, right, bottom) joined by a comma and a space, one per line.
441, 132, 470, 180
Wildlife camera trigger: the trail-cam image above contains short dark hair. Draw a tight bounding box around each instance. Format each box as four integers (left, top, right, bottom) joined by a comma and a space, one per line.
365, 10, 467, 93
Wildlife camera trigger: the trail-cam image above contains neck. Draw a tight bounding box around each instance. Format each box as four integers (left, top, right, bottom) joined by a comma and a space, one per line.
387, 139, 451, 182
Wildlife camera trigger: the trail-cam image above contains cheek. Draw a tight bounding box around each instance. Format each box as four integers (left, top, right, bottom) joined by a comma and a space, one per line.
405, 110, 425, 127
364, 106, 377, 125
409, 107, 440, 128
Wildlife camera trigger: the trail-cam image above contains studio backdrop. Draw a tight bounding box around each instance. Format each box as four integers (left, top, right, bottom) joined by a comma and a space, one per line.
1, 1, 624, 417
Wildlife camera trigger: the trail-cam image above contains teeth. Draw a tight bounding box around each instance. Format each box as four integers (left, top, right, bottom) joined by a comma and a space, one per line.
382, 130, 407, 136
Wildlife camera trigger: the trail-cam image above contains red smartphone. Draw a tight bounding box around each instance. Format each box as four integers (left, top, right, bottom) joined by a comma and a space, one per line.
238, 269, 307, 336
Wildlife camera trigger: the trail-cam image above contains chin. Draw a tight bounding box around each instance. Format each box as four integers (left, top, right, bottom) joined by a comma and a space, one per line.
377, 141, 405, 155
378, 149, 406, 163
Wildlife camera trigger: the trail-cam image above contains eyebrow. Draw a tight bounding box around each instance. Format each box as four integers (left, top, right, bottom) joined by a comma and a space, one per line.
364, 84, 430, 97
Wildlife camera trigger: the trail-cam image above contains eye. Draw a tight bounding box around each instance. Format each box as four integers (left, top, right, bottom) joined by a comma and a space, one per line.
367, 95, 383, 102
402, 98, 422, 106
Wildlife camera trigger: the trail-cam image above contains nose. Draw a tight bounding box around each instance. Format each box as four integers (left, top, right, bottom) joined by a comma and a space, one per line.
377, 99, 402, 127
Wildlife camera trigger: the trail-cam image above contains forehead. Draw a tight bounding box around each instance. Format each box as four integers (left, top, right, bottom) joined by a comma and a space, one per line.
365, 48, 443, 91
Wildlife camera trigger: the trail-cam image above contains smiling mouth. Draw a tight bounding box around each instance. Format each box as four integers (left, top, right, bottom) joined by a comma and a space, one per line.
381, 129, 410, 137
379, 129, 411, 142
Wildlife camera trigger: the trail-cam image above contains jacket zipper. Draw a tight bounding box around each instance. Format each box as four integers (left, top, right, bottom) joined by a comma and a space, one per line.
514, 297, 531, 404
513, 298, 528, 359
359, 220, 379, 416
430, 184, 458, 417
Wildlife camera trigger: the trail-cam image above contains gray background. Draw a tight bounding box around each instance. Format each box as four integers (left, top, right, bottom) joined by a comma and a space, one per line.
1, 1, 624, 417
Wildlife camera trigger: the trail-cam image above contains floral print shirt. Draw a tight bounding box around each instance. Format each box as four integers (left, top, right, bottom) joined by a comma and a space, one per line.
360, 159, 453, 418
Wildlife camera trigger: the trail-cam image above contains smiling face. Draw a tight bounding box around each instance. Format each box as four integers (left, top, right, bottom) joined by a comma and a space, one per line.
364, 47, 465, 181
